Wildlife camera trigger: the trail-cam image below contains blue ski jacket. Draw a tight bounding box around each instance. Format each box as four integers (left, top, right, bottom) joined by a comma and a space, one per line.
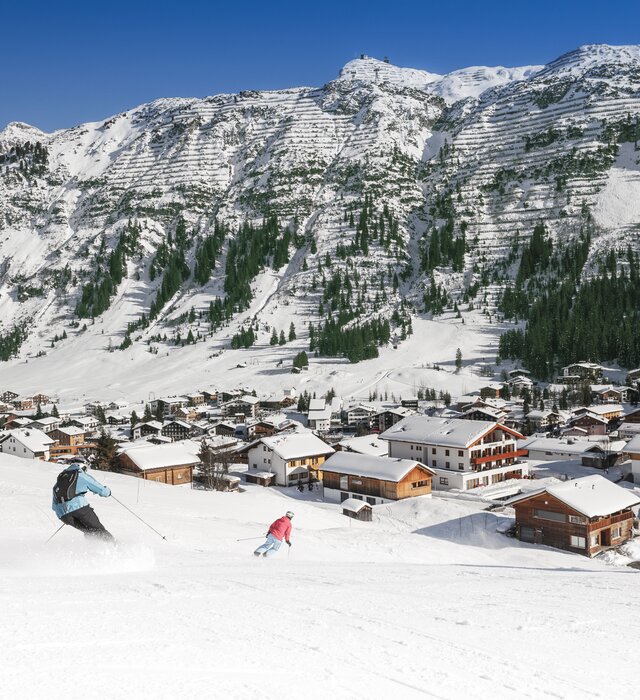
52, 464, 111, 518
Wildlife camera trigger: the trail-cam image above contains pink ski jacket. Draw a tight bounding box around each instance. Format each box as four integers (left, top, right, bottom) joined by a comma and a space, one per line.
268, 516, 292, 542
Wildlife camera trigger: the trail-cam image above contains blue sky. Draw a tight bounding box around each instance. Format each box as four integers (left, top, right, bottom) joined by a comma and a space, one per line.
2, 0, 639, 132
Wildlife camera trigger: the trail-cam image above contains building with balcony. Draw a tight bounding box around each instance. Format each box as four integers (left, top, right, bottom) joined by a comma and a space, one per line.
510, 475, 639, 556
380, 416, 527, 491
246, 431, 334, 487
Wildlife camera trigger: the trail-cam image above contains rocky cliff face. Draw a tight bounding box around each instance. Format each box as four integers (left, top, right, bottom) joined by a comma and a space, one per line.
0, 45, 639, 363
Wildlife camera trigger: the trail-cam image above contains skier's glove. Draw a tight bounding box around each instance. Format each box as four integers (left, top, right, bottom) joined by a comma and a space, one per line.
287, 541, 292, 547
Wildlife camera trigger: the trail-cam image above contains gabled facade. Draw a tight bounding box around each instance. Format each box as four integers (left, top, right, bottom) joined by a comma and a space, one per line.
381, 416, 527, 491
161, 420, 192, 442
132, 420, 163, 440
247, 432, 334, 486
0, 428, 54, 460
321, 451, 435, 505
511, 476, 639, 556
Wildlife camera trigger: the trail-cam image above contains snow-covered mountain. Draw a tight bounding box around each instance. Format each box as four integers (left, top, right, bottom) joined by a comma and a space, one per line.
1, 43, 639, 386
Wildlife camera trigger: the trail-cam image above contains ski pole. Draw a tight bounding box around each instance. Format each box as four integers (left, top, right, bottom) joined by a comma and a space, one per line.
236, 536, 265, 542
45, 524, 65, 544
112, 496, 167, 541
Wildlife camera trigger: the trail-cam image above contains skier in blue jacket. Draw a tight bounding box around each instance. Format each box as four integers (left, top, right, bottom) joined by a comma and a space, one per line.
52, 463, 114, 541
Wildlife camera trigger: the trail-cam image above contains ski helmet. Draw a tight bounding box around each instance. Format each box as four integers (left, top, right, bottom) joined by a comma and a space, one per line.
286, 511, 294, 519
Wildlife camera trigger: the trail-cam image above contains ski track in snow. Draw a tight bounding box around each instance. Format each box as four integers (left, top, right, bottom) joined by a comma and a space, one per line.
1, 455, 639, 699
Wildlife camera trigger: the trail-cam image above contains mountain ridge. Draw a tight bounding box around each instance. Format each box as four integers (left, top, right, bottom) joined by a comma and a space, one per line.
0, 42, 639, 384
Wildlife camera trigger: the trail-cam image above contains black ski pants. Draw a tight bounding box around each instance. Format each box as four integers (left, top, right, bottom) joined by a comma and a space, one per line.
60, 505, 114, 542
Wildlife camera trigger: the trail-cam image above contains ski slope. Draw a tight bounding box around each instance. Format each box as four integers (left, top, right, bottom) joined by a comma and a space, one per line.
2, 454, 639, 699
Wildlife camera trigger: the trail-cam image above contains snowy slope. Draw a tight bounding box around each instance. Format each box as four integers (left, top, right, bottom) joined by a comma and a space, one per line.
2, 454, 639, 700
1, 43, 640, 387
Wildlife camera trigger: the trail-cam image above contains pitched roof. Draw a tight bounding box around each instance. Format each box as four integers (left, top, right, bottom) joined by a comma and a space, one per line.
120, 440, 202, 471
512, 475, 640, 518
323, 451, 434, 482
625, 435, 640, 453
338, 435, 388, 457
6, 428, 55, 451
341, 498, 371, 513
380, 416, 521, 448
259, 432, 334, 460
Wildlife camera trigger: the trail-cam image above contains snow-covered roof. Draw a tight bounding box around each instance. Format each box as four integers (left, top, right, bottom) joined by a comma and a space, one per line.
378, 406, 415, 418
137, 420, 163, 431
513, 475, 640, 518
259, 432, 334, 460
74, 416, 98, 425
338, 435, 388, 457
308, 408, 331, 422
380, 416, 517, 448
30, 416, 59, 427
625, 435, 640, 453
57, 426, 85, 437
575, 404, 623, 416
5, 428, 54, 451
322, 451, 434, 482
341, 498, 371, 513
164, 419, 192, 429
308, 399, 326, 412
520, 437, 602, 455
120, 440, 202, 471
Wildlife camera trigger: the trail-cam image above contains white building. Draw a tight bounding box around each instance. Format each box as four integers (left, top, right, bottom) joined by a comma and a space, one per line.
307, 400, 332, 432
380, 416, 527, 491
28, 416, 61, 434
345, 403, 378, 428
625, 435, 640, 484
0, 428, 55, 460
247, 432, 334, 486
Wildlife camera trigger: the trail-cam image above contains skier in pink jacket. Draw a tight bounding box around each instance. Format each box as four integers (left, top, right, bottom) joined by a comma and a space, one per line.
254, 512, 293, 557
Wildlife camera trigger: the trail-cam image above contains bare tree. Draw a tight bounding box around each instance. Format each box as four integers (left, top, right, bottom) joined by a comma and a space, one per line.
197, 441, 236, 491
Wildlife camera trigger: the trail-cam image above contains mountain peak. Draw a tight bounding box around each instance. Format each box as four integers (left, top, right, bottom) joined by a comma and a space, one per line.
338, 55, 442, 90
0, 121, 48, 143
540, 43, 640, 77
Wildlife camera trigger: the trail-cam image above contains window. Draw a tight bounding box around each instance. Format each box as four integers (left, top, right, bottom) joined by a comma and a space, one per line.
411, 445, 414, 450
366, 497, 376, 505
612, 527, 622, 539
439, 477, 449, 485
520, 526, 535, 543
570, 535, 586, 548
411, 480, 429, 489
458, 450, 464, 457
458, 463, 464, 469
445, 449, 450, 456
590, 534, 599, 546
445, 461, 450, 468
340, 475, 349, 490
534, 509, 565, 523
431, 448, 436, 455
568, 515, 586, 525
432, 460, 436, 467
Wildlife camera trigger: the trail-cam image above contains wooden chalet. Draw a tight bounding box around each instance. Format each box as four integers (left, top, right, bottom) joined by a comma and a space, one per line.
511, 475, 639, 557
117, 441, 201, 485
161, 419, 192, 441
623, 408, 640, 425
321, 451, 435, 505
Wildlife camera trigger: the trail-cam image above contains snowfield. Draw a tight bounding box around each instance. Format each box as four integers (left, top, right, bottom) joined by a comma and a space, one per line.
0, 309, 501, 408
2, 454, 639, 699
